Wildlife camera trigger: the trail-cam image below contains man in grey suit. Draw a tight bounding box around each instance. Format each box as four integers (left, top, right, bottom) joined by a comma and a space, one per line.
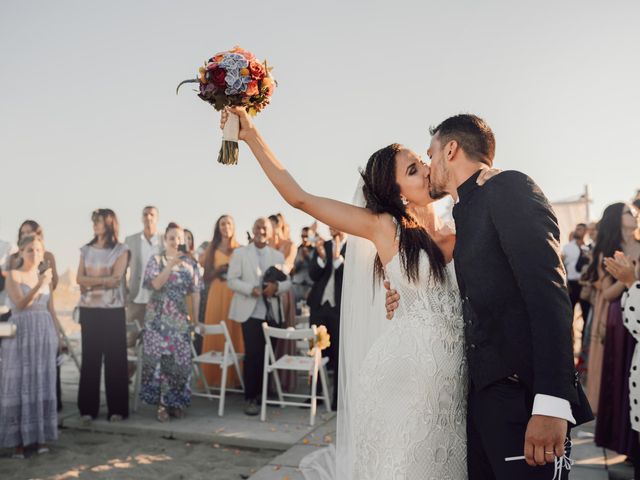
125, 206, 163, 340
228, 217, 292, 416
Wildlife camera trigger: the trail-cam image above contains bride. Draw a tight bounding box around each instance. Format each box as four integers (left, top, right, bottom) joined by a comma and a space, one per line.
220, 108, 495, 479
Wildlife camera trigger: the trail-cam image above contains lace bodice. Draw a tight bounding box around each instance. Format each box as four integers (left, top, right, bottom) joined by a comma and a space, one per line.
385, 252, 463, 332
352, 251, 467, 480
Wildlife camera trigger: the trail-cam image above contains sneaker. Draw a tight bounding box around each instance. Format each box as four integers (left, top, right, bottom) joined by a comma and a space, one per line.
109, 414, 123, 423
244, 399, 259, 416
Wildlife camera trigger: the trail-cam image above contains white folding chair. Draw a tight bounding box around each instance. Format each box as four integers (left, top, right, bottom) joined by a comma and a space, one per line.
126, 320, 144, 412
260, 323, 331, 426
191, 321, 244, 416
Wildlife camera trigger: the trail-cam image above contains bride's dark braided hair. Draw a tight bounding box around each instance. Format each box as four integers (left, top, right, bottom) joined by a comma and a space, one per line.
361, 144, 446, 284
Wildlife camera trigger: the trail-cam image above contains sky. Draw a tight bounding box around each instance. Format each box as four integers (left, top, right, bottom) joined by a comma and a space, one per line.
1, 0, 638, 272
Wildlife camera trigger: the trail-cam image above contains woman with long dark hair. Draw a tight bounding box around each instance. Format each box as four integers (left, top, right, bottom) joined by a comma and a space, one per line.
76, 209, 129, 422
220, 108, 497, 479
588, 203, 640, 459
585, 203, 639, 412
201, 215, 242, 387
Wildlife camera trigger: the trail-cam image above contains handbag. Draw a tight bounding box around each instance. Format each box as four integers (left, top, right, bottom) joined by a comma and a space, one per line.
262, 266, 288, 327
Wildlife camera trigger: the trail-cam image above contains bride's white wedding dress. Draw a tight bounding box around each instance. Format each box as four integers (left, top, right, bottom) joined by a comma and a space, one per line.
351, 252, 467, 480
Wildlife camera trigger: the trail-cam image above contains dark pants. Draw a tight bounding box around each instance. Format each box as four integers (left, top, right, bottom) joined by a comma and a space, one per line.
56, 366, 62, 412
467, 379, 572, 479
77, 307, 129, 419
242, 317, 271, 401
568, 280, 591, 322
310, 302, 340, 407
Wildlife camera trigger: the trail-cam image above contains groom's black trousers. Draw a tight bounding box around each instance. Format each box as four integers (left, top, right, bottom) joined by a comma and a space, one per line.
468, 379, 572, 480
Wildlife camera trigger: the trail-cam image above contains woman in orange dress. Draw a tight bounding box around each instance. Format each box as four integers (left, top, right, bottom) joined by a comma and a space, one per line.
201, 215, 242, 387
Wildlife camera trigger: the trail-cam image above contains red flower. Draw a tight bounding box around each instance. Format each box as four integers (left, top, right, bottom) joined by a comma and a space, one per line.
246, 80, 259, 96
211, 67, 227, 88
249, 60, 266, 80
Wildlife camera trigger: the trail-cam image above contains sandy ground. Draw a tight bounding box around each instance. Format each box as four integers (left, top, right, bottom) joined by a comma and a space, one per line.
0, 429, 278, 480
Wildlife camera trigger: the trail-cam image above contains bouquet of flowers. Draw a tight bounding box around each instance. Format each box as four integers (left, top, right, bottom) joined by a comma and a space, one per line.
177, 46, 276, 165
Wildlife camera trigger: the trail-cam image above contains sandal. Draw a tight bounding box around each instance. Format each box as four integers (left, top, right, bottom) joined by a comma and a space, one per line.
156, 405, 169, 423
12, 447, 25, 460
169, 407, 184, 419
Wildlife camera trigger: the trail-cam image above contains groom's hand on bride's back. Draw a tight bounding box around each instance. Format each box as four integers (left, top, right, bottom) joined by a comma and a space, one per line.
384, 280, 400, 320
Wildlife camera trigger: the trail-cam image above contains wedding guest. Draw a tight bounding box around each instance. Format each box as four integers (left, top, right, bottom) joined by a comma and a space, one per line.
562, 223, 591, 321
8, 220, 62, 411
0, 235, 60, 458
585, 203, 640, 413
604, 253, 640, 451
183, 228, 198, 323
307, 227, 346, 409
268, 213, 298, 272
595, 205, 640, 456
633, 189, 640, 210
139, 223, 201, 422
201, 215, 242, 387
227, 217, 292, 416
76, 209, 129, 422
268, 213, 299, 391
184, 229, 196, 260
124, 206, 162, 341
587, 221, 599, 248
9, 220, 59, 290
0, 236, 17, 320
291, 226, 315, 302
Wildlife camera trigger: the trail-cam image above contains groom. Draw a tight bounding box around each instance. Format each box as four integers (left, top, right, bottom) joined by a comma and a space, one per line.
385, 114, 593, 479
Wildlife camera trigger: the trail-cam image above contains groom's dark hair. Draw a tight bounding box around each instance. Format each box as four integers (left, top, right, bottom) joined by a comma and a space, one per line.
429, 114, 495, 167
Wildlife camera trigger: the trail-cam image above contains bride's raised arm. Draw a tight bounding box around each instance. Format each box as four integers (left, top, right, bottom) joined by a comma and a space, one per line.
222, 107, 388, 244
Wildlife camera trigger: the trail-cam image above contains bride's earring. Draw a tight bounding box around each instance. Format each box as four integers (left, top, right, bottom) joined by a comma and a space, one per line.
401, 196, 409, 206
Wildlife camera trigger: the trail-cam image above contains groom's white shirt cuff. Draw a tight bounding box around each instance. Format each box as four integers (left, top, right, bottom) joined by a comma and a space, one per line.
532, 394, 576, 424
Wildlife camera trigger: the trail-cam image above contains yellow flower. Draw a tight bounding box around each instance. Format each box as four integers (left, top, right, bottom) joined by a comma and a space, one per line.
247, 106, 258, 117
240, 68, 250, 77
316, 325, 331, 351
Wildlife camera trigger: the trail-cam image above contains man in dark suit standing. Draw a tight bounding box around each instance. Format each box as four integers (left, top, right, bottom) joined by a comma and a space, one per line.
307, 227, 346, 410
386, 114, 592, 479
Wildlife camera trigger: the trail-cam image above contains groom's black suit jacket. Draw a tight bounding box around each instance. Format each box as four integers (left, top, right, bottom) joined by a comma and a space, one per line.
452, 170, 593, 425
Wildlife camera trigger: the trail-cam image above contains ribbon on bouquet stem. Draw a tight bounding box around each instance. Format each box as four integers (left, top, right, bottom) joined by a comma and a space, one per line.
504, 438, 573, 480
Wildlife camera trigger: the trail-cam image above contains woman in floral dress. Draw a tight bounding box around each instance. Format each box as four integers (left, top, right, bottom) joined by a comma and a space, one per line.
139, 223, 202, 421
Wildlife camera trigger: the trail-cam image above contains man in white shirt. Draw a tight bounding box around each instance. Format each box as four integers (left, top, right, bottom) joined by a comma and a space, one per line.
125, 206, 163, 340
227, 218, 292, 416
562, 223, 591, 321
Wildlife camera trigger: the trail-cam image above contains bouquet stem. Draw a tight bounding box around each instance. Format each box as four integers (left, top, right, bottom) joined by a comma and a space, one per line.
218, 112, 239, 165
